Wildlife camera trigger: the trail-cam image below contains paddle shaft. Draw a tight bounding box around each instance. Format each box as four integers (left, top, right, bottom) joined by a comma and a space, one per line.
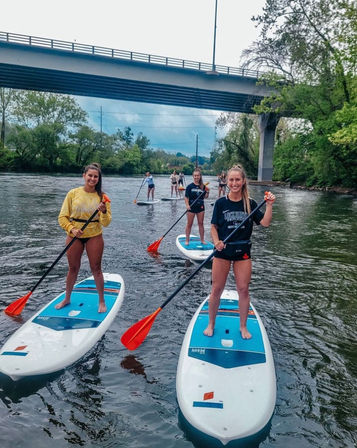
161, 188, 208, 239
160, 198, 266, 309
134, 177, 146, 201
29, 208, 100, 294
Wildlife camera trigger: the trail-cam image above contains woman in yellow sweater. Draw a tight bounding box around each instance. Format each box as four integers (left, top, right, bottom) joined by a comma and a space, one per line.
56, 163, 112, 312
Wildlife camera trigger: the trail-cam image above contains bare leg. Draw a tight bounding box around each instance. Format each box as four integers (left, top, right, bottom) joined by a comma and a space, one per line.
55, 237, 84, 309
203, 258, 231, 336
86, 234, 106, 313
185, 212, 195, 245
232, 259, 252, 339
196, 211, 206, 244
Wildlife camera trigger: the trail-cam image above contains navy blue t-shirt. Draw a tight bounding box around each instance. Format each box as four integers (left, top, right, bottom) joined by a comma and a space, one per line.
185, 183, 206, 208
211, 196, 264, 242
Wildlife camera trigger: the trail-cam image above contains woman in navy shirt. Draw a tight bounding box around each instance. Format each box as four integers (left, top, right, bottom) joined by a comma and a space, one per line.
184, 169, 209, 245
204, 165, 276, 339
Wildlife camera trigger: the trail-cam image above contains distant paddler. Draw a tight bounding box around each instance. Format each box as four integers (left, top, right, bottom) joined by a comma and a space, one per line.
184, 168, 209, 245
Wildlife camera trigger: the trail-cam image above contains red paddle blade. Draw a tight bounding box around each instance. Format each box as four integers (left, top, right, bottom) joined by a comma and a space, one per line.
121, 308, 162, 350
147, 237, 163, 253
4, 291, 32, 316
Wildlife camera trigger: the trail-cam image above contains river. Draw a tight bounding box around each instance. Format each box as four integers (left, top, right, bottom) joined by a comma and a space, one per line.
0, 173, 356, 448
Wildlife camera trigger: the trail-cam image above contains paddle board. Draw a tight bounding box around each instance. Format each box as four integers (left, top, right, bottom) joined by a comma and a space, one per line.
176, 290, 276, 446
0, 273, 124, 381
176, 234, 214, 261
136, 199, 160, 205
161, 197, 184, 201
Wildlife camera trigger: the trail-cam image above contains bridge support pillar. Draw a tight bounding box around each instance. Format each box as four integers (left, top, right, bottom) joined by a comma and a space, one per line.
258, 113, 279, 181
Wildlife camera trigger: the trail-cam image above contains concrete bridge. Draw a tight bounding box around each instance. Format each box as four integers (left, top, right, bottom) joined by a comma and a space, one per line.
0, 31, 278, 180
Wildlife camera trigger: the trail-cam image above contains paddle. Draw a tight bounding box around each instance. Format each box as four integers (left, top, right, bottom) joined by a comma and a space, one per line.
133, 177, 146, 204
4, 195, 111, 316
147, 184, 209, 253
121, 194, 268, 350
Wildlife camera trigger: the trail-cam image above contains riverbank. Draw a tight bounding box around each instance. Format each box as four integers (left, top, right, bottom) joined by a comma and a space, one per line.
249, 180, 357, 196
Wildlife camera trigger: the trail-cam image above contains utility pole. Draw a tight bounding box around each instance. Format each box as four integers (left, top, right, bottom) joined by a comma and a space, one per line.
195, 134, 199, 169
212, 0, 218, 71
100, 106, 103, 149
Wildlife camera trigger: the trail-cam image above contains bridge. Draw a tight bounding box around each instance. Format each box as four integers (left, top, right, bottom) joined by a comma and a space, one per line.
0, 31, 278, 180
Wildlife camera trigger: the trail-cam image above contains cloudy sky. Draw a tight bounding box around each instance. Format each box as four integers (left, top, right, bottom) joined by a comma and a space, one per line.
1, 0, 266, 156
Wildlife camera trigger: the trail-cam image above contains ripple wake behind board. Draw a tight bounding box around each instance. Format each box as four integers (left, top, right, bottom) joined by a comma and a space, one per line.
176, 290, 276, 446
176, 234, 214, 261
0, 273, 124, 381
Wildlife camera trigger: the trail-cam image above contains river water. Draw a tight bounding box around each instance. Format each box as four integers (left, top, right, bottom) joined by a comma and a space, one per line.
0, 173, 356, 448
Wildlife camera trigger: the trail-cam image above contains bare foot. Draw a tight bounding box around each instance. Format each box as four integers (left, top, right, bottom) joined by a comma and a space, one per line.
240, 327, 252, 339
185, 240, 190, 246
98, 302, 107, 313
203, 325, 214, 337
201, 240, 207, 245
55, 299, 70, 310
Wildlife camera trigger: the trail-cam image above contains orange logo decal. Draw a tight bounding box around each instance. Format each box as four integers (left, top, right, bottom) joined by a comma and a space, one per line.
243, 253, 249, 259
204, 392, 214, 400
15, 345, 27, 351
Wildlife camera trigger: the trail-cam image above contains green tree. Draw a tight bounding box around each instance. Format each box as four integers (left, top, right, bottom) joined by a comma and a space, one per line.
242, 0, 357, 187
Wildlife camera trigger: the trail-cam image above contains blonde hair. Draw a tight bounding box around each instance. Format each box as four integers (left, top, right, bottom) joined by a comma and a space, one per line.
227, 164, 251, 214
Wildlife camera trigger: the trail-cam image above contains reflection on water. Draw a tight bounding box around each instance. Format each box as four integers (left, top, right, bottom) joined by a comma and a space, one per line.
0, 174, 356, 448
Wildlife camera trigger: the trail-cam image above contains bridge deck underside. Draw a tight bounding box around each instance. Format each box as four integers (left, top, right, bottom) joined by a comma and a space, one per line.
0, 63, 263, 113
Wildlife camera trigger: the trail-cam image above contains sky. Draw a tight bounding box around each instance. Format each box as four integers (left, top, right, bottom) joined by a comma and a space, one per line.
1, 0, 266, 156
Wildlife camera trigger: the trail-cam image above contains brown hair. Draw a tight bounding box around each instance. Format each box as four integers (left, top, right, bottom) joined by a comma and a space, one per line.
84, 162, 104, 200
227, 164, 250, 213
193, 168, 204, 190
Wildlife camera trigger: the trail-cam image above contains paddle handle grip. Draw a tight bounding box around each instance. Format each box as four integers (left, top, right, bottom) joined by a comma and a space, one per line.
159, 198, 266, 310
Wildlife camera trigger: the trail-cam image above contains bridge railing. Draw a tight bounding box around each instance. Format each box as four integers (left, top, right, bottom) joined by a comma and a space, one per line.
0, 31, 262, 79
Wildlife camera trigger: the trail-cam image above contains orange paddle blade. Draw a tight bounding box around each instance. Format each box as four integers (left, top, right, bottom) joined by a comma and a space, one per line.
102, 194, 111, 203
121, 308, 162, 350
147, 237, 163, 253
4, 291, 32, 316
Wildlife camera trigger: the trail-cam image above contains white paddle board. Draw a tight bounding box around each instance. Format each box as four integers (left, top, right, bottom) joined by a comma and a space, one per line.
176, 290, 276, 446
176, 234, 214, 261
136, 199, 160, 205
0, 273, 124, 381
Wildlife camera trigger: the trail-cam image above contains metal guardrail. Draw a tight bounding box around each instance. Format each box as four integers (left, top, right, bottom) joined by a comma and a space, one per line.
0, 31, 262, 79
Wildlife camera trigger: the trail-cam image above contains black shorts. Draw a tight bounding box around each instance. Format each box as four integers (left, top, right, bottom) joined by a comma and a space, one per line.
178, 179, 184, 185
78, 237, 91, 245
148, 184, 155, 189
214, 240, 251, 261
188, 203, 205, 214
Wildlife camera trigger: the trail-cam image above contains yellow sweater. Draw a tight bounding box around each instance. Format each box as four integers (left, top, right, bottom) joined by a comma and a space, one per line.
58, 187, 112, 238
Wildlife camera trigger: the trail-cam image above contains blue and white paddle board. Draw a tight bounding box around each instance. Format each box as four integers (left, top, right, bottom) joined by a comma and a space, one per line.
176, 234, 214, 261
176, 290, 276, 446
0, 273, 124, 381
136, 199, 160, 205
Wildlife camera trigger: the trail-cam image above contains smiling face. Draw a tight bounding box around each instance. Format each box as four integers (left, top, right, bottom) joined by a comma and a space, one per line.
227, 169, 245, 195
193, 170, 201, 184
83, 168, 99, 191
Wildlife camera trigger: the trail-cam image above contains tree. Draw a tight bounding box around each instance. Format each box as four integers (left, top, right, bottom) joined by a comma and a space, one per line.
0, 88, 17, 148
242, 0, 357, 187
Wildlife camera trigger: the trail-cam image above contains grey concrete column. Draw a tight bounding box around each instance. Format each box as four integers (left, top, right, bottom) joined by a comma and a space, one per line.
258, 113, 279, 181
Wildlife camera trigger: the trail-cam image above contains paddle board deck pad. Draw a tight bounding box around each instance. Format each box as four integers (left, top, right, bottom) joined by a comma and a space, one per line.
176, 290, 276, 446
0, 273, 124, 381
176, 234, 214, 261
136, 199, 160, 205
